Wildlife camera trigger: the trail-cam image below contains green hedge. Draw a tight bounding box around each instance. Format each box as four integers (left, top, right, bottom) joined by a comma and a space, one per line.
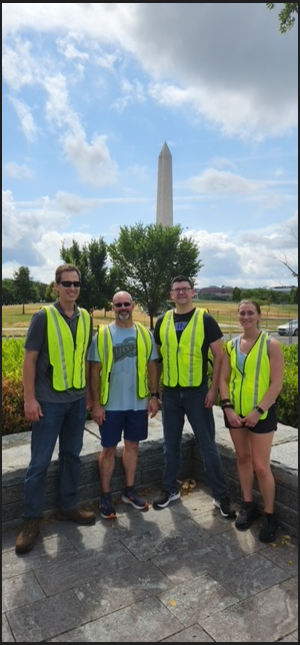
2, 338, 298, 436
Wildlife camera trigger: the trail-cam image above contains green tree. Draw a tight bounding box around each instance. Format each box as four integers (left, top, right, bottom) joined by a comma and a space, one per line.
13, 266, 38, 314
2, 278, 17, 305
290, 286, 298, 304
231, 287, 242, 302
44, 281, 56, 302
266, 3, 298, 32
108, 223, 203, 329
60, 238, 116, 316
34, 281, 48, 302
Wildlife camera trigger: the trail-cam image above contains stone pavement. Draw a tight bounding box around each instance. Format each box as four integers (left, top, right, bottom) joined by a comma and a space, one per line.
2, 407, 298, 643
2, 484, 298, 642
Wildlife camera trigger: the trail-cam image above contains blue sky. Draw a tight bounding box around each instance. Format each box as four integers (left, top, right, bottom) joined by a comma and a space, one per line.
2, 3, 298, 289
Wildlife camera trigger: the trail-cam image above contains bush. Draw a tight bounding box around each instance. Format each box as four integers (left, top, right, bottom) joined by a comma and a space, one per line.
1, 339, 298, 436
2, 337, 24, 379
2, 377, 31, 435
276, 345, 298, 428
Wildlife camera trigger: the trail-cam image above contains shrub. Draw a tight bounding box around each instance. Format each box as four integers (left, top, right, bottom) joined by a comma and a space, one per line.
2, 337, 24, 379
2, 339, 31, 435
276, 345, 298, 428
2, 377, 31, 435
1, 338, 298, 436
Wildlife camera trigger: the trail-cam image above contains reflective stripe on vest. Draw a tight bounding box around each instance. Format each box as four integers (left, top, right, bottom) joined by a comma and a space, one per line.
44, 305, 90, 391
226, 331, 270, 419
159, 309, 205, 387
97, 322, 152, 405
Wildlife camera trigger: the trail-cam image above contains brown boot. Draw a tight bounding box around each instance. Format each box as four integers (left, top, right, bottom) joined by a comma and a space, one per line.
15, 519, 40, 554
56, 507, 96, 525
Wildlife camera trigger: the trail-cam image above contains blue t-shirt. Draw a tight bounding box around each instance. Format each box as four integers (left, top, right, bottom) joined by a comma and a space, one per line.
87, 323, 158, 411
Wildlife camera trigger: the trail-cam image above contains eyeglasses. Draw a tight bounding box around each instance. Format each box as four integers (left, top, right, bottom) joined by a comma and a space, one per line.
60, 281, 81, 288
113, 302, 132, 308
171, 287, 192, 293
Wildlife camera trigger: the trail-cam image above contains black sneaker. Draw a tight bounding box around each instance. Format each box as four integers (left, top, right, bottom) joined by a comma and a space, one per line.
153, 490, 180, 509
121, 488, 148, 510
99, 493, 116, 520
259, 514, 278, 543
213, 496, 236, 518
235, 502, 261, 531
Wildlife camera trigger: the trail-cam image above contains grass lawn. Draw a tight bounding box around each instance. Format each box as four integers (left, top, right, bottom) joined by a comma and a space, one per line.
2, 301, 298, 335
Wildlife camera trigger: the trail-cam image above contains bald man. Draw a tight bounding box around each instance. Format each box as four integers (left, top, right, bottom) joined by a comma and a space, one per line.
88, 291, 159, 519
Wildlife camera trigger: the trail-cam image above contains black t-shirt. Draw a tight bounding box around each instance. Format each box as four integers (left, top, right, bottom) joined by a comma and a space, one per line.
153, 308, 223, 388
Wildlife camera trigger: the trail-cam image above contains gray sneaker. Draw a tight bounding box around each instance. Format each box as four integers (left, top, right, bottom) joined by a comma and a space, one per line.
213, 496, 236, 518
153, 490, 180, 509
122, 488, 148, 510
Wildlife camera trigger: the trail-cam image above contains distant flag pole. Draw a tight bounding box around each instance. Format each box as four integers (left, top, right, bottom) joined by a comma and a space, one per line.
156, 142, 173, 226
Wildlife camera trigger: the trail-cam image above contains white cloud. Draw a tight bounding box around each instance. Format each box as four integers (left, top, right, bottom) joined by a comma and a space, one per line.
3, 4, 297, 138
185, 169, 261, 195
9, 97, 37, 141
4, 162, 33, 179
190, 216, 298, 289
2, 4, 298, 289
62, 131, 118, 188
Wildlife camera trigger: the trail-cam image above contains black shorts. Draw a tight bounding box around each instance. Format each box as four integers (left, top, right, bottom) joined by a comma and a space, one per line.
223, 403, 277, 434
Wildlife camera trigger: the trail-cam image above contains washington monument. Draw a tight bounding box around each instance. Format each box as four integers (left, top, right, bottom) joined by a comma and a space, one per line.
156, 141, 173, 226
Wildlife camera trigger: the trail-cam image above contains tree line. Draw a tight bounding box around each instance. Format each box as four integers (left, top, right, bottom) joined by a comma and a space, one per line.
2, 223, 298, 328
2, 224, 201, 329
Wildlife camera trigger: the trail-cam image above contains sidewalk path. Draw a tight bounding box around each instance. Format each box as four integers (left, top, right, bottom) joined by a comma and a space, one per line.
2, 483, 298, 642
2, 406, 298, 643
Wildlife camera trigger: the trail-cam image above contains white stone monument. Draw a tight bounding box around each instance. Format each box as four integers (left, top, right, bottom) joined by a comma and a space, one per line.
156, 141, 173, 226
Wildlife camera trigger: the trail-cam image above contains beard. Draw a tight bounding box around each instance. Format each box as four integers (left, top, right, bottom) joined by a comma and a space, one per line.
116, 311, 131, 321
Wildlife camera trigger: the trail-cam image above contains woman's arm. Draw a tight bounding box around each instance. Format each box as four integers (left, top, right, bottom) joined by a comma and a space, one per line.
257, 338, 285, 412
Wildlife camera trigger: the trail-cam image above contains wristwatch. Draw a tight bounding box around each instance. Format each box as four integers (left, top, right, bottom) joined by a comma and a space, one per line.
150, 392, 160, 398
255, 405, 264, 414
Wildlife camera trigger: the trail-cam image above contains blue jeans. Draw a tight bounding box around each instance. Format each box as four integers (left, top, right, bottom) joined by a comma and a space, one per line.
23, 398, 87, 519
161, 386, 227, 499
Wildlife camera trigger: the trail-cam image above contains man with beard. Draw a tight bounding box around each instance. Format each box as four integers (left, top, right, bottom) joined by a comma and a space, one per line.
88, 291, 159, 519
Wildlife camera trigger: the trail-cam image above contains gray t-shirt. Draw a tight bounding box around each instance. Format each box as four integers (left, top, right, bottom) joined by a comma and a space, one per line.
87, 323, 158, 411
24, 302, 92, 403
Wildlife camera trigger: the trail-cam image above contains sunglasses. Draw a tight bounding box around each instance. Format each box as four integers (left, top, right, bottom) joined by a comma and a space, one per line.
114, 302, 132, 308
60, 281, 81, 288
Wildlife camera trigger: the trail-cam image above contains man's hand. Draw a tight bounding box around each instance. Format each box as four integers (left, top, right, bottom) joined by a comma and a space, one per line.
92, 402, 106, 426
24, 399, 43, 422
148, 397, 160, 418
204, 387, 218, 408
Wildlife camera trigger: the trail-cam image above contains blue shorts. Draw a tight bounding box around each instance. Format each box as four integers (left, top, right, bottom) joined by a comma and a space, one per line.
99, 410, 148, 448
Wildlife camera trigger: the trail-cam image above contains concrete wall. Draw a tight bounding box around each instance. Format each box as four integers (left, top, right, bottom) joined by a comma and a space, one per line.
2, 411, 298, 536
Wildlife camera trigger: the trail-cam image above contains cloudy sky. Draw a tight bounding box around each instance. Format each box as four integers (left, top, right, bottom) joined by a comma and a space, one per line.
2, 3, 298, 289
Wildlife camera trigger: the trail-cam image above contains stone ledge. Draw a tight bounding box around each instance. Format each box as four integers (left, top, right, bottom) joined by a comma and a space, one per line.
2, 409, 298, 536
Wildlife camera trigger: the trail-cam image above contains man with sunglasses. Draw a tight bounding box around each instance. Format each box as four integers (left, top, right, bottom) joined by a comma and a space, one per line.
15, 263, 95, 555
152, 275, 236, 519
88, 291, 159, 519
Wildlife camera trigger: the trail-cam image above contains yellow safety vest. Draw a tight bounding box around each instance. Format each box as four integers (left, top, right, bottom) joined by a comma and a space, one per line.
97, 322, 153, 405
226, 332, 270, 419
44, 305, 90, 391
159, 309, 206, 387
